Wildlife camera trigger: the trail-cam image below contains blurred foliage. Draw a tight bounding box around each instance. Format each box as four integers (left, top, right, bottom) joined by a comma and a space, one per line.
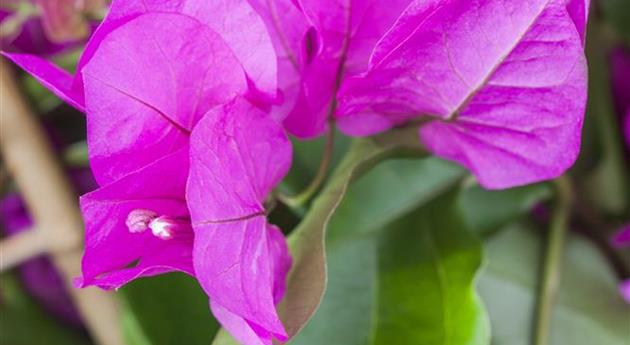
480, 223, 630, 345
120, 273, 220, 345
0, 274, 92, 345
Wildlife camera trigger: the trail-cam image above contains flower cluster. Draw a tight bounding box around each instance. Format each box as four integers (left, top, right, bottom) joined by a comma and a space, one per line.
3, 0, 591, 344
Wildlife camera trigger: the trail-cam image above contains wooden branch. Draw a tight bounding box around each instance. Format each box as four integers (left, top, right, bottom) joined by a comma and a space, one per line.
0, 59, 125, 345
0, 228, 47, 271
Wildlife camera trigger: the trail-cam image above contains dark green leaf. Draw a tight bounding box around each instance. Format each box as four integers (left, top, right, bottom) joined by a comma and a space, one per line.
458, 183, 552, 238
600, 0, 630, 45
0, 274, 92, 345
120, 273, 219, 345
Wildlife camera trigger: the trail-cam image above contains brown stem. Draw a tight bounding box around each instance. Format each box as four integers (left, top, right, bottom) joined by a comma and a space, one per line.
0, 59, 124, 345
0, 228, 47, 271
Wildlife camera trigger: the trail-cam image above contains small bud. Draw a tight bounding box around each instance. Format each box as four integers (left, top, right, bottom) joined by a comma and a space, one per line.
126, 209, 158, 233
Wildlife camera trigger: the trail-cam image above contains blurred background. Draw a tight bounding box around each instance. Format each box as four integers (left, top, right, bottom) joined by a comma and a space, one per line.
0, 1, 629, 345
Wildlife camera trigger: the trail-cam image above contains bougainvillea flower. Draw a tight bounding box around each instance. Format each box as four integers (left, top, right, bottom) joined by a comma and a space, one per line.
187, 100, 292, 345
78, 99, 292, 344
335, 0, 589, 189
62, 8, 291, 343
611, 225, 630, 303
2, 0, 276, 113
250, 0, 412, 138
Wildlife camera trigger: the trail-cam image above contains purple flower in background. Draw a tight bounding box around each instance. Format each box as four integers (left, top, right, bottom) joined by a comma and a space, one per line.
0, 0, 105, 56
0, 168, 97, 327
611, 225, 630, 303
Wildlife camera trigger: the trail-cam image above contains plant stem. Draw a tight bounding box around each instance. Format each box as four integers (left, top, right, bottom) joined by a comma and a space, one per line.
0, 59, 124, 345
0, 228, 47, 271
533, 176, 572, 345
278, 123, 335, 208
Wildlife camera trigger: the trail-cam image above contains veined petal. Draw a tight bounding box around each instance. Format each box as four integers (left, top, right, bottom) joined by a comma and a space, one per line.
83, 12, 246, 185
187, 98, 292, 221
194, 219, 290, 344
277, 0, 411, 138
81, 0, 277, 98
338, 0, 588, 189
2, 53, 85, 111
78, 149, 193, 289
187, 99, 292, 343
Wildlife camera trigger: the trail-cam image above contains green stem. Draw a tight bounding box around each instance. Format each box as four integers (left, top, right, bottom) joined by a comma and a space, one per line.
277, 124, 335, 208
533, 176, 572, 345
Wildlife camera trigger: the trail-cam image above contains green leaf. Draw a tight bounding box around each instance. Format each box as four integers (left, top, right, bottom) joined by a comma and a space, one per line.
277, 128, 435, 339
120, 273, 220, 345
0, 274, 92, 345
291, 158, 465, 345
600, 0, 630, 45
581, 22, 630, 215
479, 223, 630, 344
458, 182, 552, 238
372, 190, 489, 345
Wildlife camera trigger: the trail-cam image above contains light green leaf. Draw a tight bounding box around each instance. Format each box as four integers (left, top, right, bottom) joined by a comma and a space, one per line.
278, 128, 442, 339
372, 190, 489, 345
120, 273, 219, 345
479, 223, 630, 345
292, 158, 465, 345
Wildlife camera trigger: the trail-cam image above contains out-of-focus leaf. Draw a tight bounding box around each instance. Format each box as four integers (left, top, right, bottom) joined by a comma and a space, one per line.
120, 273, 219, 345
479, 223, 630, 345
291, 158, 465, 345
582, 22, 630, 215
601, 0, 630, 44
63, 140, 89, 167
0, 274, 91, 345
281, 130, 351, 197
373, 190, 489, 345
276, 128, 431, 340
458, 183, 552, 238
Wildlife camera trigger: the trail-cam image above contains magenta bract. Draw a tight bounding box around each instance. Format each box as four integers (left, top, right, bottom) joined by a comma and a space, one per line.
337, 0, 590, 189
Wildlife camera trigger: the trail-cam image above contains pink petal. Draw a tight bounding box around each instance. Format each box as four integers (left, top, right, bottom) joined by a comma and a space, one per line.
2, 53, 85, 111
620, 280, 630, 304
187, 99, 292, 343
82, 12, 246, 185
611, 225, 630, 248
187, 99, 292, 221
247, 0, 311, 122
193, 219, 290, 344
81, 0, 276, 98
279, 0, 410, 138
78, 148, 194, 290
338, 0, 588, 189
611, 47, 630, 116
210, 302, 271, 345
